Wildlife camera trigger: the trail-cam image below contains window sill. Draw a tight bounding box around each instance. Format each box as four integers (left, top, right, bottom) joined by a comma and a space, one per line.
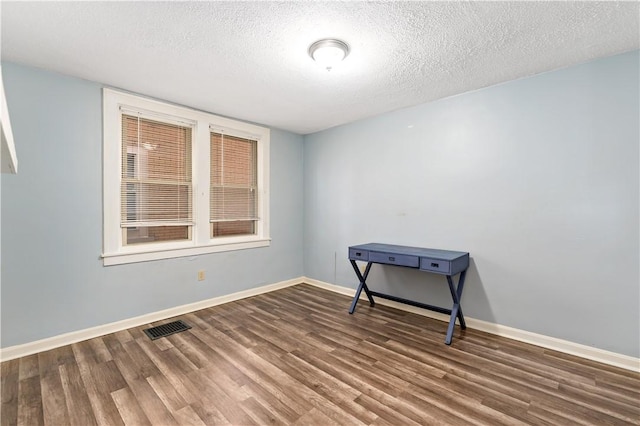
102, 238, 271, 266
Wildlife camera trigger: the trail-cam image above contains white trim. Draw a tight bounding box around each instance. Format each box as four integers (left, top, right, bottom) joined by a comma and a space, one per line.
303, 277, 640, 373
0, 277, 301, 362
102, 238, 271, 266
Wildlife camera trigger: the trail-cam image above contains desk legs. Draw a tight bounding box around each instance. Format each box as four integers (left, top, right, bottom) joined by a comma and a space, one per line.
445, 270, 467, 345
347, 260, 467, 345
348, 260, 375, 314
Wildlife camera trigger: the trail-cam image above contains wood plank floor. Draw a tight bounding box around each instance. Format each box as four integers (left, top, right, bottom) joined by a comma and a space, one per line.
2, 284, 639, 425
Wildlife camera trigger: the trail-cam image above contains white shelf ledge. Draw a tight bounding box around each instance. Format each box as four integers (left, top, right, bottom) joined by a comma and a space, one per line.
1, 66, 18, 174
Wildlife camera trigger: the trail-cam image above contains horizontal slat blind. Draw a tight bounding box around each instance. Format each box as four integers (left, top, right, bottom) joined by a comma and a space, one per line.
210, 132, 258, 223
121, 114, 193, 227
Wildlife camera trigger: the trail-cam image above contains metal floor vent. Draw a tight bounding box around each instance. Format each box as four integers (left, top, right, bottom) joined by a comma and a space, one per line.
143, 320, 191, 340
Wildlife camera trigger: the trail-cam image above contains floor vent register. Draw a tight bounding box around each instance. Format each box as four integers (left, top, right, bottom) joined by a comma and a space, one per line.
143, 320, 191, 340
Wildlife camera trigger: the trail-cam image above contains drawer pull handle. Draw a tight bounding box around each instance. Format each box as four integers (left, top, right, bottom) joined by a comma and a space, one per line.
356, 252, 361, 256
431, 262, 439, 268
389, 256, 395, 261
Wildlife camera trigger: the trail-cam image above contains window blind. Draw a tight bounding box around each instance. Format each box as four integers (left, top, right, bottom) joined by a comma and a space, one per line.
210, 131, 258, 236
121, 114, 193, 228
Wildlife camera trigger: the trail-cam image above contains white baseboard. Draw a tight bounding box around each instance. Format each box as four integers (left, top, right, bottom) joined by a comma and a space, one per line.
0, 277, 302, 362
3, 276, 638, 373
303, 277, 640, 373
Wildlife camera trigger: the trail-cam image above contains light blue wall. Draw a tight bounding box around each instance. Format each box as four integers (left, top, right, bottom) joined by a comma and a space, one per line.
0, 62, 304, 348
304, 50, 640, 357
3, 51, 639, 359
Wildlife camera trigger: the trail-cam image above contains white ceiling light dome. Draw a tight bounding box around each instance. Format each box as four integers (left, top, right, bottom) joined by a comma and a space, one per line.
308, 39, 350, 71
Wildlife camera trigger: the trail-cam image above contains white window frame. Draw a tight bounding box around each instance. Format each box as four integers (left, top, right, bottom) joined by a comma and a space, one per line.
103, 89, 270, 266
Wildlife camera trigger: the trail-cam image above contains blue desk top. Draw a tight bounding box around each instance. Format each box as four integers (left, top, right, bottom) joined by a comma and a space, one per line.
349, 243, 468, 261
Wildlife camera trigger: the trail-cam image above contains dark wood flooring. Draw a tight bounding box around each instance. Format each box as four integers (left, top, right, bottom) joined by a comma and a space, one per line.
2, 284, 639, 425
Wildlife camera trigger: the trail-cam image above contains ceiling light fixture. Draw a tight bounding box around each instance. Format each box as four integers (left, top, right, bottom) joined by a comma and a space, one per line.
308, 39, 350, 71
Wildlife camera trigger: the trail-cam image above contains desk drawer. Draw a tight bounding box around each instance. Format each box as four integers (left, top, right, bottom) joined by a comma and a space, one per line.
420, 258, 451, 274
349, 248, 369, 261
369, 251, 419, 268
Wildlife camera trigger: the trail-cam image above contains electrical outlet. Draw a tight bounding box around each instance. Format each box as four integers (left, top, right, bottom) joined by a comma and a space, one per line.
197, 270, 205, 281
358, 263, 367, 274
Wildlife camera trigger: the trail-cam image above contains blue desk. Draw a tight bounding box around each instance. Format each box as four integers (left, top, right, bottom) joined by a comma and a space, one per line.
348, 243, 469, 345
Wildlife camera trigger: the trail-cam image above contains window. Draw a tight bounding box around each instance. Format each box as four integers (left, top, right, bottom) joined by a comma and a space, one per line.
103, 89, 270, 265
210, 131, 258, 237
121, 114, 192, 245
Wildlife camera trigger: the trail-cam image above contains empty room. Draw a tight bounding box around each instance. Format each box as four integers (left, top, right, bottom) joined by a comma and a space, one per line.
1, 1, 639, 425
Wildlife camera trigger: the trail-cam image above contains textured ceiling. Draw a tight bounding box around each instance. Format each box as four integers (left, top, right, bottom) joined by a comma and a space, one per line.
1, 1, 638, 135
